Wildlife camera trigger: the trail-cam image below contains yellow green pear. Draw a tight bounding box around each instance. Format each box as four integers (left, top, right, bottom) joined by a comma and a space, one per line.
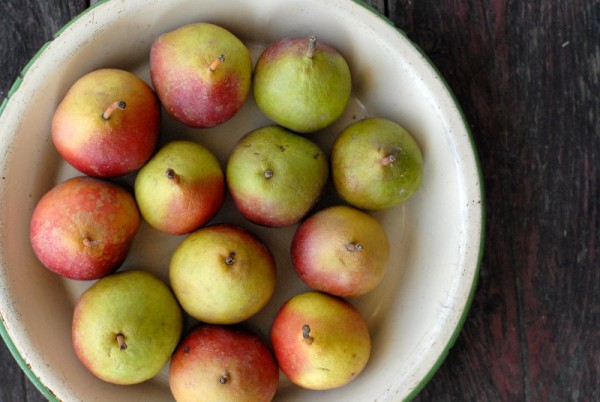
169, 224, 277, 325
271, 291, 371, 390
332, 117, 424, 210
253, 35, 351, 133
72, 270, 183, 385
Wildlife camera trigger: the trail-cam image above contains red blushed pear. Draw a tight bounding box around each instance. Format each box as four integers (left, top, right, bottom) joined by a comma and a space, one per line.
271, 291, 371, 390
291, 205, 390, 297
169, 325, 279, 402
51, 68, 161, 178
29, 176, 140, 280
149, 22, 253, 128
134, 140, 225, 235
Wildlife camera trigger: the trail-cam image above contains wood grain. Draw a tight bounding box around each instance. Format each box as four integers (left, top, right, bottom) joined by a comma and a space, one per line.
1, 1, 599, 401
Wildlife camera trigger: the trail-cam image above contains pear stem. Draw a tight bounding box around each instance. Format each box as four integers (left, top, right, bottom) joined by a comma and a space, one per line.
102, 100, 126, 120
225, 251, 236, 265
302, 324, 314, 345
264, 169, 274, 179
218, 373, 230, 385
82, 237, 99, 247
165, 168, 181, 184
305, 35, 317, 58
209, 54, 225, 72
346, 242, 364, 252
381, 154, 397, 166
116, 334, 127, 351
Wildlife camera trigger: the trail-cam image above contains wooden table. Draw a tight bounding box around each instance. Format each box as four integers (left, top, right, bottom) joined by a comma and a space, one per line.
1, 1, 598, 401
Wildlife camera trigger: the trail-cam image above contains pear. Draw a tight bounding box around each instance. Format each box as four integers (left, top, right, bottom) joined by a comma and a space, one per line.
169, 325, 279, 402
271, 291, 371, 390
169, 224, 277, 325
150, 22, 252, 128
72, 270, 183, 385
331, 117, 424, 210
134, 140, 225, 235
253, 35, 351, 133
51, 68, 161, 178
226, 125, 328, 227
291, 205, 390, 297
29, 176, 140, 280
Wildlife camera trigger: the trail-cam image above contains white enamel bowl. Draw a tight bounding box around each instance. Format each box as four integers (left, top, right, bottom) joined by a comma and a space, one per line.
0, 0, 484, 401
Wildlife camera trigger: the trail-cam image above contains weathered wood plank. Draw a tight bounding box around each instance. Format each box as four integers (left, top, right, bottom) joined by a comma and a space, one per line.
506, 2, 600, 400
380, 1, 600, 401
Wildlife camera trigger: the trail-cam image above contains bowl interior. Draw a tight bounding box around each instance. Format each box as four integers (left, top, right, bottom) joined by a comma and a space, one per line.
0, 0, 483, 401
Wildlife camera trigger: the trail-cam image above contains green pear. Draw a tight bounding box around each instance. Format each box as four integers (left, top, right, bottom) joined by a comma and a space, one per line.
134, 140, 225, 235
169, 224, 277, 325
72, 270, 183, 385
291, 205, 390, 297
331, 117, 424, 210
253, 35, 351, 133
271, 291, 371, 390
226, 125, 328, 227
150, 22, 252, 128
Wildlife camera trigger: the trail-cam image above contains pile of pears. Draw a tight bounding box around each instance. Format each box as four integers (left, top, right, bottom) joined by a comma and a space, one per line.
30, 21, 424, 402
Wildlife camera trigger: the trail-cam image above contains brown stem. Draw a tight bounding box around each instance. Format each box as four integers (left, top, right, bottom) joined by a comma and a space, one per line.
165, 168, 181, 184
264, 169, 274, 179
209, 54, 225, 72
225, 251, 236, 265
381, 154, 397, 166
302, 324, 314, 344
346, 242, 364, 252
102, 100, 126, 120
305, 35, 317, 58
116, 334, 127, 351
82, 237, 99, 247
218, 373, 230, 385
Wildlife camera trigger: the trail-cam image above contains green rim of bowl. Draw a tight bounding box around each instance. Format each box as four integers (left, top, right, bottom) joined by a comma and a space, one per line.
0, 1, 485, 401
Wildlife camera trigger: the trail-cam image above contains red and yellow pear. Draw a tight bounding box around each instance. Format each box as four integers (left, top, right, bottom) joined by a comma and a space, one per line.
134, 140, 225, 235
169, 325, 278, 402
30, 176, 140, 280
291, 205, 390, 297
271, 291, 371, 390
150, 22, 252, 128
51, 68, 161, 178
